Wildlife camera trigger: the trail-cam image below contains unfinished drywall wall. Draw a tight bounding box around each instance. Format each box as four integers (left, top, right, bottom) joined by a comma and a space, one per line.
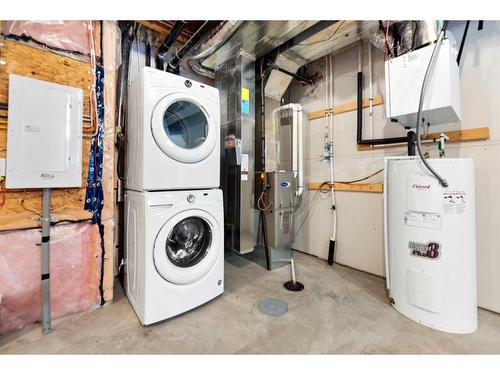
288, 21, 500, 313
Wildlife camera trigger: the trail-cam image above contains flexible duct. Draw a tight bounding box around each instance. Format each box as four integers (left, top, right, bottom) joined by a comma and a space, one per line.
185, 21, 243, 78
188, 20, 243, 61
188, 59, 217, 79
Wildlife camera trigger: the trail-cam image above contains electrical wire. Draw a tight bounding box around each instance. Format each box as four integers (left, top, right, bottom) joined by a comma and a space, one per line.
384, 20, 391, 60
0, 180, 5, 207
298, 21, 345, 46
294, 190, 320, 237
257, 189, 272, 211
21, 189, 42, 217
415, 21, 449, 188
318, 168, 385, 192
336, 168, 384, 184
84, 20, 99, 139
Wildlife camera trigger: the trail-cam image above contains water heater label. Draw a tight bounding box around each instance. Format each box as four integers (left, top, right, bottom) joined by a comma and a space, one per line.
408, 241, 441, 260
443, 191, 466, 214
404, 211, 442, 229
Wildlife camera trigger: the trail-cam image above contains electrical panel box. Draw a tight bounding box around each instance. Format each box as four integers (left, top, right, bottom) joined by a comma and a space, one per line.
384, 38, 461, 127
6, 75, 83, 189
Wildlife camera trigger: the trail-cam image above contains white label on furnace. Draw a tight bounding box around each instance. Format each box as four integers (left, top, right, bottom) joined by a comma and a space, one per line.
404, 211, 442, 230
241, 153, 249, 181
443, 190, 466, 214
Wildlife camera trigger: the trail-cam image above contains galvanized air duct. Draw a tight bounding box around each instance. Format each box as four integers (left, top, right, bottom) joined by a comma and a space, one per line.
186, 20, 243, 79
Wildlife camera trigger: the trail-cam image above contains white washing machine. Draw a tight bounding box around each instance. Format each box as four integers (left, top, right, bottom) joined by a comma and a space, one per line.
124, 189, 224, 325
126, 67, 220, 191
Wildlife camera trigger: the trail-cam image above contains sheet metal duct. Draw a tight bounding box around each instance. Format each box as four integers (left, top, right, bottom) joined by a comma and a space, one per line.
216, 51, 256, 255
202, 21, 318, 69
280, 21, 379, 68
264, 54, 301, 100
262, 21, 379, 100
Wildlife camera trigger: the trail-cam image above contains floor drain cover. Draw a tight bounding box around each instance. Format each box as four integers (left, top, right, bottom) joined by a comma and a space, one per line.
258, 298, 288, 316
284, 280, 304, 292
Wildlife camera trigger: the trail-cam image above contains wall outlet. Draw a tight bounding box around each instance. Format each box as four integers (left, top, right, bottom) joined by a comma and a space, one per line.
0, 158, 5, 177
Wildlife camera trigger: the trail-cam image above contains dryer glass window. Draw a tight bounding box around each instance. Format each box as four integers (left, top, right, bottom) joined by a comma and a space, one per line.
166, 217, 212, 267
163, 101, 208, 149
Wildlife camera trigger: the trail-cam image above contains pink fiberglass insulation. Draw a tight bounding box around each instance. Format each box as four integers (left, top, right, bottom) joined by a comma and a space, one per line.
0, 223, 101, 334
1, 21, 93, 56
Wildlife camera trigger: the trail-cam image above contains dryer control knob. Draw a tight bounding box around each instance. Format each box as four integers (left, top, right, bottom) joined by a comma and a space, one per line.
187, 194, 196, 203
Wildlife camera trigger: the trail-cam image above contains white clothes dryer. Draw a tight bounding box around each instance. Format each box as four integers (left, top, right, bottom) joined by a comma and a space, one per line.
124, 189, 224, 325
126, 67, 220, 191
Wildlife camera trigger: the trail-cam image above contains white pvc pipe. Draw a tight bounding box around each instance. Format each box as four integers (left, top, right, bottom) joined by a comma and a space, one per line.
292, 107, 298, 178
368, 42, 374, 140
271, 103, 304, 197
297, 106, 303, 197
290, 258, 297, 283
328, 54, 337, 242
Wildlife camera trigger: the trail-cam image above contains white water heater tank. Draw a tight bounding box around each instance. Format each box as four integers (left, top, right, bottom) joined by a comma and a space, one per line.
384, 157, 477, 334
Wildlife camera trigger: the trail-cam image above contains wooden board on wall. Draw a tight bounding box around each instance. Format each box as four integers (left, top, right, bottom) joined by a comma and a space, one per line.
308, 181, 383, 193
308, 95, 384, 121
0, 38, 92, 116
357, 127, 490, 151
100, 21, 119, 303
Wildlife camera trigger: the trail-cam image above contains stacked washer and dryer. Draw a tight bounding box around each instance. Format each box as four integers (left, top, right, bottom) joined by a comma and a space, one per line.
124, 67, 224, 325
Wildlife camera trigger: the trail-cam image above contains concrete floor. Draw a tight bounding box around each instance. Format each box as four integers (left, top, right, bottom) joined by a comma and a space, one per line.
1, 251, 500, 354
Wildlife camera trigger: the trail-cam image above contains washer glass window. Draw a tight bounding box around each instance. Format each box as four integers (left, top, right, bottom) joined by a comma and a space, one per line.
163, 101, 208, 149
166, 217, 212, 268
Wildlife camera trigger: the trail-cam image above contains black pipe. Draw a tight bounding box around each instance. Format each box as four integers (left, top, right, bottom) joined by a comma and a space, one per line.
158, 21, 187, 55
327, 240, 335, 265
358, 136, 409, 145
478, 21, 483, 31
261, 209, 271, 271
356, 71, 363, 143
407, 130, 417, 156
457, 20, 470, 65
356, 68, 413, 146
267, 61, 316, 86
156, 21, 188, 70
145, 41, 151, 67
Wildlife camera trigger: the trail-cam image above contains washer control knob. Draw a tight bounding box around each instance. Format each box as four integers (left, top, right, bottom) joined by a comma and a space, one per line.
187, 194, 196, 203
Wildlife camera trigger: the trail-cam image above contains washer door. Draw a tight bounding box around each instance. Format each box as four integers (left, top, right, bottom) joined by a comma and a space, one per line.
151, 93, 217, 164
153, 209, 221, 285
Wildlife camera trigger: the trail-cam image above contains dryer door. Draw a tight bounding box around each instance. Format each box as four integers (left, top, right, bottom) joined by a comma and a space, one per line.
151, 93, 217, 164
153, 209, 221, 285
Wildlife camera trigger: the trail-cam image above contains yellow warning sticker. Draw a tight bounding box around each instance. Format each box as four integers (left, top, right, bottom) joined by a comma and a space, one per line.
241, 87, 250, 102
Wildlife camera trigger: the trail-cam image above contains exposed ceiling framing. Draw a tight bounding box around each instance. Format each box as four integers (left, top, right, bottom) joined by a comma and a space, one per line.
136, 21, 216, 47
